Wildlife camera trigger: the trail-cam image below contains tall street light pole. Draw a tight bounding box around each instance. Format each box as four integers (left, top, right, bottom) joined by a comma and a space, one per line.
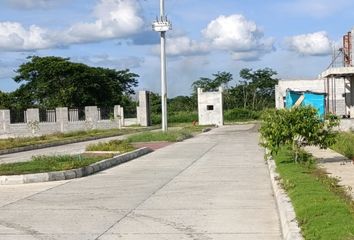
153, 0, 171, 132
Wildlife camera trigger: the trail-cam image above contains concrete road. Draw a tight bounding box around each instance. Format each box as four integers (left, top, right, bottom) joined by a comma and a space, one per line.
0, 124, 281, 240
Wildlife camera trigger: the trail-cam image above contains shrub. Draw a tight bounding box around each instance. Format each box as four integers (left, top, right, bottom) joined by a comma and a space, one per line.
224, 108, 261, 121
260, 106, 339, 162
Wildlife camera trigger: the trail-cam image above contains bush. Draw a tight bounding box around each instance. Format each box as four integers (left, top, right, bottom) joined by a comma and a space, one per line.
260, 106, 339, 162
224, 108, 261, 121
152, 112, 198, 125
332, 132, 354, 159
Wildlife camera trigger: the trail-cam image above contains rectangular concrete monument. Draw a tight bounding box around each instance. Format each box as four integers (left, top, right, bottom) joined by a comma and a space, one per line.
198, 87, 224, 126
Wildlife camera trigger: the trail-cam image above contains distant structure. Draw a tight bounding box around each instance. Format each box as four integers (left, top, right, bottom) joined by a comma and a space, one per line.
198, 87, 224, 126
276, 28, 354, 118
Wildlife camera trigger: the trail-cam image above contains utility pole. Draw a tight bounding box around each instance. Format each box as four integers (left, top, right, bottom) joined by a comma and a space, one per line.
152, 0, 171, 132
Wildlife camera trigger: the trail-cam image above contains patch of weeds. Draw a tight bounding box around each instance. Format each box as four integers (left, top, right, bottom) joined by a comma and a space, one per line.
86, 140, 135, 152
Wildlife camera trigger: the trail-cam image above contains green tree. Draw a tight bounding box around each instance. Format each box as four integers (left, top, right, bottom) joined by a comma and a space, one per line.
191, 71, 233, 93
230, 68, 278, 110
12, 56, 139, 109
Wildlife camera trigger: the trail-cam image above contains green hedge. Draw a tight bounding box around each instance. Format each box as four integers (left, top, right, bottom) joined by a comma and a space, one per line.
151, 109, 261, 125
224, 108, 261, 121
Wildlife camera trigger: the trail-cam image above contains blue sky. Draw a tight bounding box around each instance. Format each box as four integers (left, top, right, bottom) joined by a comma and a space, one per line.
0, 0, 353, 96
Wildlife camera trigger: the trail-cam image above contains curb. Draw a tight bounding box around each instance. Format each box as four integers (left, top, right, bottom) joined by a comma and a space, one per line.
267, 155, 303, 240
0, 147, 152, 185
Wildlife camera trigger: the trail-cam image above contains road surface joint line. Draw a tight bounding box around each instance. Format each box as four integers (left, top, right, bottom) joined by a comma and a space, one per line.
93, 142, 218, 240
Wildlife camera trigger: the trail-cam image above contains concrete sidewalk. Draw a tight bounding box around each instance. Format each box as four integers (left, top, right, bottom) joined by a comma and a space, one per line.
306, 146, 354, 199
0, 125, 281, 240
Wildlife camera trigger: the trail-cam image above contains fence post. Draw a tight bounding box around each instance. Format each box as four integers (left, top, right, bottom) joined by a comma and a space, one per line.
85, 106, 98, 130
56, 107, 68, 133
26, 108, 40, 122
114, 105, 124, 128
0, 109, 10, 133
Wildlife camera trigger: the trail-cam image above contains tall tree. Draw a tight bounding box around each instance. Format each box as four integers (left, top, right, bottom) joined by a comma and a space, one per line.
191, 71, 233, 93
12, 56, 139, 109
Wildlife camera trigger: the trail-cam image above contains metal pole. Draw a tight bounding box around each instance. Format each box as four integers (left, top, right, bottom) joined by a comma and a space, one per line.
160, 0, 168, 132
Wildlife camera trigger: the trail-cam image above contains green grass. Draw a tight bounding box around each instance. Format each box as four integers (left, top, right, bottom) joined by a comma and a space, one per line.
0, 155, 111, 176
86, 140, 135, 152
0, 128, 146, 151
127, 130, 192, 142
332, 132, 354, 159
274, 146, 354, 240
126, 124, 208, 143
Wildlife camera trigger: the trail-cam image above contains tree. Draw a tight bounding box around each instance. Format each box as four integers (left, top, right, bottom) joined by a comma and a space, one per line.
260, 106, 339, 162
12, 56, 139, 109
230, 68, 278, 110
191, 71, 233, 93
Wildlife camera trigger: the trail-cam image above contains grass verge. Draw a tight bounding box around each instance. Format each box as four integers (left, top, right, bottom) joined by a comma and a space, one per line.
86, 140, 135, 152
332, 132, 354, 159
0, 155, 112, 176
0, 127, 147, 151
274, 146, 354, 240
126, 125, 207, 143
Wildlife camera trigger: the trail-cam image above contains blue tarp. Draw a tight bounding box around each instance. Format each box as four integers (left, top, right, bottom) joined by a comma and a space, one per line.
285, 90, 326, 117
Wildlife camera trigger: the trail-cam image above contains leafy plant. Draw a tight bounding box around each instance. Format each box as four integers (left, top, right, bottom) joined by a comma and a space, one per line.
260, 106, 339, 162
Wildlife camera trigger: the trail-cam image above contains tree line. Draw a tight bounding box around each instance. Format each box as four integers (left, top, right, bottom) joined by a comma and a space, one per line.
0, 56, 279, 114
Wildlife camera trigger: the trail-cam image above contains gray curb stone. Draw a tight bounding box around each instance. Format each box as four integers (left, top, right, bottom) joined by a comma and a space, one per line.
0, 147, 152, 185
266, 153, 304, 240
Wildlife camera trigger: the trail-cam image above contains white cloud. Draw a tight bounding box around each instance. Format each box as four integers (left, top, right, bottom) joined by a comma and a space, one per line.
0, 0, 144, 51
202, 14, 275, 61
153, 36, 209, 56
5, 0, 68, 9
285, 31, 332, 56
65, 0, 144, 44
0, 22, 52, 51
152, 14, 274, 61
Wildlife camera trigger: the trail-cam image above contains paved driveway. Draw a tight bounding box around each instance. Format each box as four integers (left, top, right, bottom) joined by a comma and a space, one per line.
0, 124, 281, 240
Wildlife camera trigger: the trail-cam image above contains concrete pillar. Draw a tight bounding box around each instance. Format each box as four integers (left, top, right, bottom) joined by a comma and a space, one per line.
56, 107, 68, 133
85, 106, 98, 129
275, 85, 284, 109
0, 110, 10, 133
26, 108, 39, 122
137, 91, 151, 127
350, 78, 354, 118
114, 105, 124, 128
198, 87, 224, 126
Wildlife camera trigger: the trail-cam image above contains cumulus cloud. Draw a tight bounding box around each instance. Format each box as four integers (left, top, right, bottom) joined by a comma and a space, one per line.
65, 0, 144, 44
202, 14, 275, 60
285, 31, 332, 56
152, 14, 274, 61
0, 22, 52, 51
153, 36, 209, 56
0, 0, 144, 51
4, 0, 68, 9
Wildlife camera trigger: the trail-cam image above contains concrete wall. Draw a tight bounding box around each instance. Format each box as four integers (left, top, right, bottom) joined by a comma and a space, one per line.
0, 105, 137, 139
198, 87, 224, 126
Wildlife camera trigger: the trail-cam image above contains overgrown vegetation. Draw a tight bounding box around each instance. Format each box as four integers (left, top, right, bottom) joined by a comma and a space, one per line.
274, 146, 354, 240
0, 128, 145, 151
127, 130, 193, 143
332, 132, 354, 159
86, 140, 135, 152
260, 106, 339, 162
0, 155, 111, 176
